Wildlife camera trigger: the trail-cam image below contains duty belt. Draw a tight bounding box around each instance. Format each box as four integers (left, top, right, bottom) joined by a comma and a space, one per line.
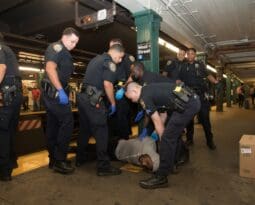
41, 79, 69, 99
81, 84, 104, 107
172, 83, 194, 112
0, 75, 22, 89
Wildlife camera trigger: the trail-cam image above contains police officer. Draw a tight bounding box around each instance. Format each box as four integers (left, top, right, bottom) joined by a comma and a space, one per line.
76, 44, 124, 176
125, 82, 200, 189
125, 61, 173, 137
0, 33, 22, 181
178, 48, 219, 150
41, 27, 79, 174
129, 61, 173, 86
108, 39, 134, 140
162, 48, 186, 81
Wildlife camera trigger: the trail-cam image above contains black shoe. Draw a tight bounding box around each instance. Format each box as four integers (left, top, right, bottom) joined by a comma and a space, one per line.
53, 161, 75, 174
97, 166, 122, 176
207, 140, 216, 150
49, 159, 72, 169
139, 175, 168, 189
185, 139, 194, 146
0, 175, 12, 182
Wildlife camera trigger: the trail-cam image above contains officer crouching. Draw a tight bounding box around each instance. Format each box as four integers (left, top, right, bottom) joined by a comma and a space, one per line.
125, 82, 200, 189
76, 44, 124, 176
0, 33, 22, 181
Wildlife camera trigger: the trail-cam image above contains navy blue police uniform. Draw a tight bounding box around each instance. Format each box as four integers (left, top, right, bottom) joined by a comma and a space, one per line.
138, 83, 200, 188
110, 54, 135, 140
0, 43, 22, 180
178, 60, 215, 148
163, 58, 185, 81
41, 41, 74, 168
76, 53, 121, 175
134, 70, 174, 135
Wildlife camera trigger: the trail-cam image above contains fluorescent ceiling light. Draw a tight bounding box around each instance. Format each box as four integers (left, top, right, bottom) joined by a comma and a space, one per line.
158, 37, 179, 53
223, 74, 227, 78
19, 66, 44, 73
206, 65, 217, 73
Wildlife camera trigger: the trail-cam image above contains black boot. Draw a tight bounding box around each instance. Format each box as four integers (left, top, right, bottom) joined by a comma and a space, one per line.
53, 161, 75, 174
0, 175, 12, 182
207, 139, 216, 150
97, 166, 122, 176
0, 169, 12, 182
139, 175, 168, 189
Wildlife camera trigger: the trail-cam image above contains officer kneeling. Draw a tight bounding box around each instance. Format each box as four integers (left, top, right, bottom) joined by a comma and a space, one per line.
125, 82, 200, 189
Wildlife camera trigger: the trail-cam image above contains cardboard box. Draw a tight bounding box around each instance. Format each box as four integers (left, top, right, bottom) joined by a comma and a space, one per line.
239, 135, 255, 178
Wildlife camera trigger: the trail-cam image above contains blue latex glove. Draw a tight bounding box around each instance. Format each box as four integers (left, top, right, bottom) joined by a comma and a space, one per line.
58, 89, 69, 105
115, 88, 125, 100
134, 110, 144, 123
138, 128, 147, 141
108, 104, 116, 116
151, 131, 159, 142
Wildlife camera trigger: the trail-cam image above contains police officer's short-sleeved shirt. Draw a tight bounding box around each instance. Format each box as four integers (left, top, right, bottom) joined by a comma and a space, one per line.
83, 53, 117, 90
116, 54, 135, 82
140, 70, 174, 86
163, 58, 185, 81
139, 83, 176, 116
44, 41, 74, 87
0, 43, 20, 77
178, 61, 208, 89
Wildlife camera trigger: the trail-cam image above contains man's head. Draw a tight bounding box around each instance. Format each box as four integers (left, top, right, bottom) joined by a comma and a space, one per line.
139, 154, 153, 170
125, 82, 142, 103
186, 48, 197, 63
130, 61, 145, 82
109, 38, 123, 47
177, 49, 186, 61
108, 44, 125, 64
61, 27, 79, 51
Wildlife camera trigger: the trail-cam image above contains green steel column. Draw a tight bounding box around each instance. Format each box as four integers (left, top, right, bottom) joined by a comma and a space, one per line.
134, 9, 162, 73
226, 74, 231, 107
233, 80, 240, 104
216, 67, 224, 112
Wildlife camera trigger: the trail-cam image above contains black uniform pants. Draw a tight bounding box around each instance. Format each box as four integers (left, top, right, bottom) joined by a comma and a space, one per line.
156, 96, 200, 176
113, 97, 132, 139
0, 92, 22, 176
43, 94, 73, 161
76, 93, 110, 170
186, 97, 214, 143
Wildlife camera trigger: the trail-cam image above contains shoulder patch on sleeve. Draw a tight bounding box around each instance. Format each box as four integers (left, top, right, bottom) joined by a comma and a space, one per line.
166, 60, 172, 65
109, 61, 117, 72
129, 55, 135, 62
53, 43, 63, 52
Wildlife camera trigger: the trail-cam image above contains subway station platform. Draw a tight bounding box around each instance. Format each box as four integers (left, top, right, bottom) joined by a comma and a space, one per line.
0, 104, 255, 205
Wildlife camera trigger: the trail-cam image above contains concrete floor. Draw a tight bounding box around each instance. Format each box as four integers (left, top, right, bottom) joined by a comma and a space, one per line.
1, 104, 255, 205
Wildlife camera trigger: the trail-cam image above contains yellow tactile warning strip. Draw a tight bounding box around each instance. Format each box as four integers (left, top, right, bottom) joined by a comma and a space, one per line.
13, 126, 139, 176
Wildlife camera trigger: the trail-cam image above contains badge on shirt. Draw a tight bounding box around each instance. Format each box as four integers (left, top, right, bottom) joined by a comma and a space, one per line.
140, 99, 146, 110
166, 60, 172, 65
109, 62, 116, 72
53, 43, 63, 53
129, 55, 135, 62
195, 63, 199, 69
